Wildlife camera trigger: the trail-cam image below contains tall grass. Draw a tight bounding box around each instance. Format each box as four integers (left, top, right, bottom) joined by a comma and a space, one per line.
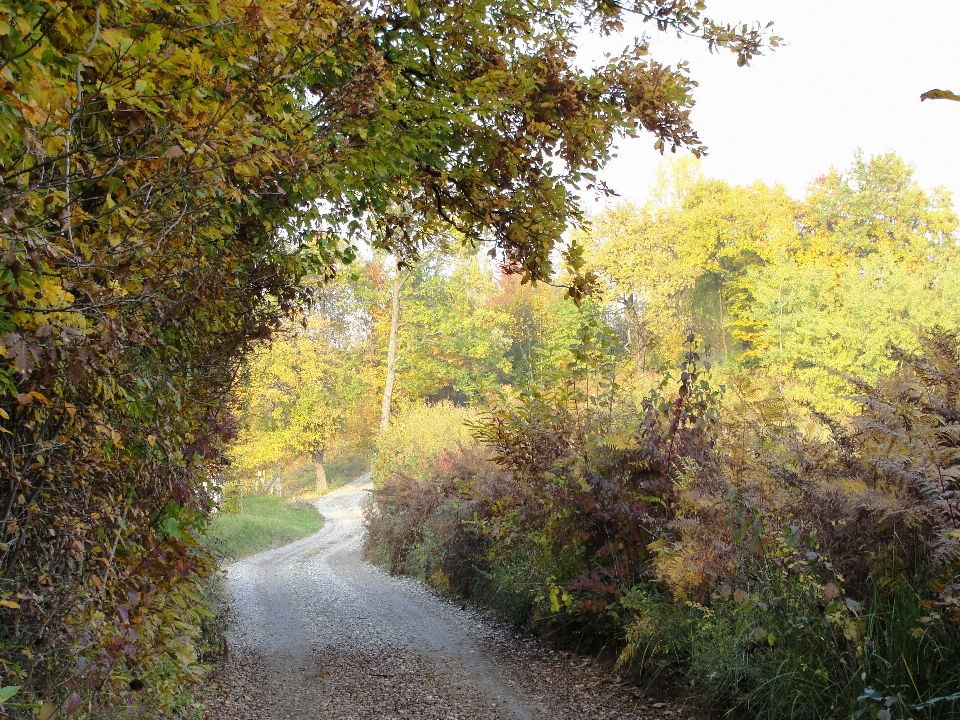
616, 573, 960, 719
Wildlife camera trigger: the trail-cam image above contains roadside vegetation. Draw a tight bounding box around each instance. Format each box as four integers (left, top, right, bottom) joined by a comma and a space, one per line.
2, 0, 956, 717
363, 155, 960, 719
7, 0, 757, 711
205, 497, 324, 562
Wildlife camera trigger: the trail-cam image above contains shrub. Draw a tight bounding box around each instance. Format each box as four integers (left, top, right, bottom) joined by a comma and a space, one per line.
221, 481, 243, 515
618, 330, 960, 718
366, 330, 960, 718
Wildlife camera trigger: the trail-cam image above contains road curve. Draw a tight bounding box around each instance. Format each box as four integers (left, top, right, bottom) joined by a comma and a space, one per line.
201, 475, 668, 720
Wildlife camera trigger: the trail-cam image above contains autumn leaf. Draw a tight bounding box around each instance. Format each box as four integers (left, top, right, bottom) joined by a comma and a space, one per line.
920, 88, 960, 102
822, 583, 841, 600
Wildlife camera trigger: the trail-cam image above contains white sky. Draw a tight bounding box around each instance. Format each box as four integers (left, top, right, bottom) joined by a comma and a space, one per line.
577, 0, 960, 207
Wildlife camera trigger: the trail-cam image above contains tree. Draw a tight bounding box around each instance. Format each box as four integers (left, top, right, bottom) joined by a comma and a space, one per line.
736, 153, 960, 410
583, 159, 797, 365
231, 279, 373, 491
391, 251, 513, 401
380, 268, 403, 435
799, 151, 957, 264
231, 329, 342, 493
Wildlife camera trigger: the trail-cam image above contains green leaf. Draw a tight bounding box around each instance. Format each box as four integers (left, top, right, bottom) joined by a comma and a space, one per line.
0, 686, 21, 703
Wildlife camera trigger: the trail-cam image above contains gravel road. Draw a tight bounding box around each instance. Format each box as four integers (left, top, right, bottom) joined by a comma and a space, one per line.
200, 475, 679, 720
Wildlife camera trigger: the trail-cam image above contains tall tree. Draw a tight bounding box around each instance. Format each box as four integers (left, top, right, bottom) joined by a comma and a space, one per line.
231, 312, 364, 492
737, 153, 960, 410
583, 160, 797, 365
799, 151, 957, 264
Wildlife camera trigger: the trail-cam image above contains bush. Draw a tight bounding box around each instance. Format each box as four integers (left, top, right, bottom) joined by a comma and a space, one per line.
617, 329, 960, 718
221, 481, 243, 515
364, 330, 960, 718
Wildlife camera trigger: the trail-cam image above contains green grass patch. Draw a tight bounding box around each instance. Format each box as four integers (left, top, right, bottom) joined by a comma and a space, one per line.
204, 496, 324, 561
280, 453, 371, 498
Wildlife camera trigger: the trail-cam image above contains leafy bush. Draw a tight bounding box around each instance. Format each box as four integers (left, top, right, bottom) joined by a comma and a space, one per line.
615, 332, 960, 718
365, 330, 960, 718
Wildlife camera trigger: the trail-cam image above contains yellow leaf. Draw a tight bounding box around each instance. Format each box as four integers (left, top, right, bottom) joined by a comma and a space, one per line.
0, 599, 20, 609
147, 434, 156, 447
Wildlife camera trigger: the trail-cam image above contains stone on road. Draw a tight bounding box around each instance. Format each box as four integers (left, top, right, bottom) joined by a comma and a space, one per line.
201, 475, 671, 720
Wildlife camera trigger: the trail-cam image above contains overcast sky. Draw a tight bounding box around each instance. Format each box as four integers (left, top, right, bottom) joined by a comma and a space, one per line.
577, 0, 960, 207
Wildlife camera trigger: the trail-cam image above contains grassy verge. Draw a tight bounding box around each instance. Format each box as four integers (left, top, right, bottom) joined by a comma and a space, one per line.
205, 496, 324, 561
282, 454, 370, 501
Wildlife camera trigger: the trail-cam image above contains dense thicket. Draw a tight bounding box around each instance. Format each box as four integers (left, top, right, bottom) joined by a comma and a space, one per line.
364, 156, 960, 718
0, 0, 775, 714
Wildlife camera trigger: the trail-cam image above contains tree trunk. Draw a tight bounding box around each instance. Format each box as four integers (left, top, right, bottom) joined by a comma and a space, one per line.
718, 285, 728, 360
380, 270, 401, 436
312, 449, 328, 493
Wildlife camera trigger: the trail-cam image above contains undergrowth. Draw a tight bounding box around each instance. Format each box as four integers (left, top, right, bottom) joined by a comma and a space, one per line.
365, 327, 960, 719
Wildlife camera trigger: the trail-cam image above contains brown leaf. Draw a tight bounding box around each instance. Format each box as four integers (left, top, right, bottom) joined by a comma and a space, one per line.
2, 332, 37, 376
316, 668, 330, 677
165, 144, 186, 159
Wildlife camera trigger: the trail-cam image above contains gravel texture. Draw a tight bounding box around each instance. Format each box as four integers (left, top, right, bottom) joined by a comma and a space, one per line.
200, 475, 680, 720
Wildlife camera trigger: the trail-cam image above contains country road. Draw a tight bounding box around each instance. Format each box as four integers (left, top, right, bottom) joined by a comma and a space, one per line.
200, 475, 676, 720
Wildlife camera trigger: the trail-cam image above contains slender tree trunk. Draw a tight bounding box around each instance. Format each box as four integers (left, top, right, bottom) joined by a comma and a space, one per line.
380, 270, 401, 436
778, 281, 785, 393
312, 448, 327, 493
718, 285, 728, 360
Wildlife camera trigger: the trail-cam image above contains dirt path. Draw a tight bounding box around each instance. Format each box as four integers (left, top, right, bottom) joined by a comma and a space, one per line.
201, 475, 678, 720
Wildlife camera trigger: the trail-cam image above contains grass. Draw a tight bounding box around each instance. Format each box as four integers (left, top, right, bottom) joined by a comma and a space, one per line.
204, 496, 324, 561
280, 453, 371, 499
